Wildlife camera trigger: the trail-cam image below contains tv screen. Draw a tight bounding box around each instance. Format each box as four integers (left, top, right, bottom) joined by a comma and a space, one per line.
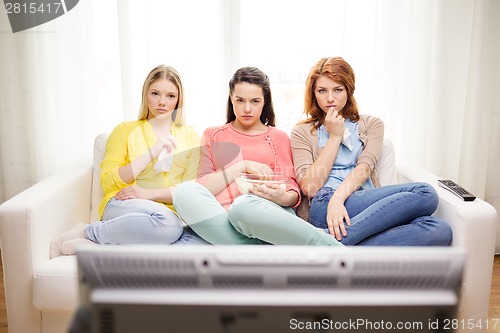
70, 245, 464, 333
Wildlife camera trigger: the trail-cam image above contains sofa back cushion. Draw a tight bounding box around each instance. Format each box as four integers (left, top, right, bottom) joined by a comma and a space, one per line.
377, 139, 398, 186
90, 133, 108, 222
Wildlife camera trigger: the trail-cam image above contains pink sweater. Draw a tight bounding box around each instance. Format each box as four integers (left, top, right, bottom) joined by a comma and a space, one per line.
198, 123, 301, 210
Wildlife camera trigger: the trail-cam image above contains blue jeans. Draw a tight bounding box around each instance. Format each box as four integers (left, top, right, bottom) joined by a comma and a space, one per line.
173, 181, 343, 246
84, 197, 208, 245
308, 182, 452, 246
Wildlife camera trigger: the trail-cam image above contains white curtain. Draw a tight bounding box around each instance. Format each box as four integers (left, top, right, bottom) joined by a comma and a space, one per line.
0, 0, 123, 201
0, 0, 499, 249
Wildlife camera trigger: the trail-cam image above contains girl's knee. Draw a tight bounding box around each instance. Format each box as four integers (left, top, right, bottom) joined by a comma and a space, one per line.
228, 195, 254, 224
415, 182, 438, 197
156, 216, 183, 243
435, 220, 453, 246
174, 181, 203, 201
423, 218, 452, 246
413, 182, 439, 213
160, 226, 183, 244
173, 181, 211, 214
228, 195, 264, 233
151, 207, 183, 242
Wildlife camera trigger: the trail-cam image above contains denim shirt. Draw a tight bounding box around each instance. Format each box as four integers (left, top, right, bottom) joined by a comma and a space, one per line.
318, 119, 374, 191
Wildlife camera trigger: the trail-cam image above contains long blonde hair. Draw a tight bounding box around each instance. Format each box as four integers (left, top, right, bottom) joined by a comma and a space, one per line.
138, 65, 185, 125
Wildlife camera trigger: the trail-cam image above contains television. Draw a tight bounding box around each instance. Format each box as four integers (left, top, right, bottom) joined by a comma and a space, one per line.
69, 245, 464, 333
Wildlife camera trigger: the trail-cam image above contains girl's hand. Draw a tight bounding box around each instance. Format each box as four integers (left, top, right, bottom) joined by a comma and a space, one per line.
243, 160, 274, 177
150, 135, 177, 159
326, 197, 350, 241
115, 186, 150, 201
249, 182, 286, 201
324, 108, 345, 139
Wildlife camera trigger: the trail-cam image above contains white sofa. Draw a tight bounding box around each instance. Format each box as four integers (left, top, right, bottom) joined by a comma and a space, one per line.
0, 134, 497, 333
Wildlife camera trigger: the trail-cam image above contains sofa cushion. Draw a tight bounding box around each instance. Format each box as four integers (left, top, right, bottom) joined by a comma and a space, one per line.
90, 134, 108, 222
33, 256, 79, 311
377, 139, 398, 186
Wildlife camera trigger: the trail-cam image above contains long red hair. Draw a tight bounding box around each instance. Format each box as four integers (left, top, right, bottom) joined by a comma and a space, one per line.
303, 57, 359, 129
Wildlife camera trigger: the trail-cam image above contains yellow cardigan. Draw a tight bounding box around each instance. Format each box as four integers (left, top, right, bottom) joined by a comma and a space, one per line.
99, 120, 200, 218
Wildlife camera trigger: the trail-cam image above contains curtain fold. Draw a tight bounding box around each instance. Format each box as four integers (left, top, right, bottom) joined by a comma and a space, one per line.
478, 0, 500, 253
0, 24, 48, 200
460, 0, 500, 196
0, 0, 124, 202
116, 0, 149, 120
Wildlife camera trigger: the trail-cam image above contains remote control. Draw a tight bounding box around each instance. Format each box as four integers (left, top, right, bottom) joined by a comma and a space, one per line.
438, 179, 476, 201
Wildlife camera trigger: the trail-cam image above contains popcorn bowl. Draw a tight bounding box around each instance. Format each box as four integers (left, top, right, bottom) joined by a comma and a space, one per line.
235, 173, 290, 194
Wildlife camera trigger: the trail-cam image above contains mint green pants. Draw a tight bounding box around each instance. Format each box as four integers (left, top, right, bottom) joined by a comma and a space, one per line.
173, 181, 343, 246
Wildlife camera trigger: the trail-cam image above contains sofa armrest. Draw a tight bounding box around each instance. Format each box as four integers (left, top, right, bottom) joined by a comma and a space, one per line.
0, 158, 93, 264
397, 163, 497, 245
397, 162, 497, 331
0, 159, 92, 333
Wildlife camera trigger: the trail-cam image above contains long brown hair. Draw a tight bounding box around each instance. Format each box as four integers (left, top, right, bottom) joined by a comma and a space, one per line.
303, 57, 359, 129
226, 67, 276, 126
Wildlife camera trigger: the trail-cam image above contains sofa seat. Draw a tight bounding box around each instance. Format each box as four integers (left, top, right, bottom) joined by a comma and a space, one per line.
33, 256, 78, 311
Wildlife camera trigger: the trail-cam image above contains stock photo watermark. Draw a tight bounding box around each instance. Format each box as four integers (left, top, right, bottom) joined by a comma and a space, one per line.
289, 317, 500, 332
3, 0, 79, 32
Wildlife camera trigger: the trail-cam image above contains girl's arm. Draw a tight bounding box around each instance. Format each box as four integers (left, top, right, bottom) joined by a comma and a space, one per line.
326, 163, 371, 240
331, 162, 372, 204
295, 109, 345, 198
117, 151, 155, 184
327, 116, 385, 240
101, 123, 135, 194
203, 160, 245, 195
118, 136, 176, 183
115, 127, 202, 204
101, 122, 178, 203
249, 129, 300, 207
249, 183, 299, 207
299, 136, 342, 197
197, 128, 274, 196
203, 160, 274, 195
334, 115, 384, 203
114, 186, 175, 203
